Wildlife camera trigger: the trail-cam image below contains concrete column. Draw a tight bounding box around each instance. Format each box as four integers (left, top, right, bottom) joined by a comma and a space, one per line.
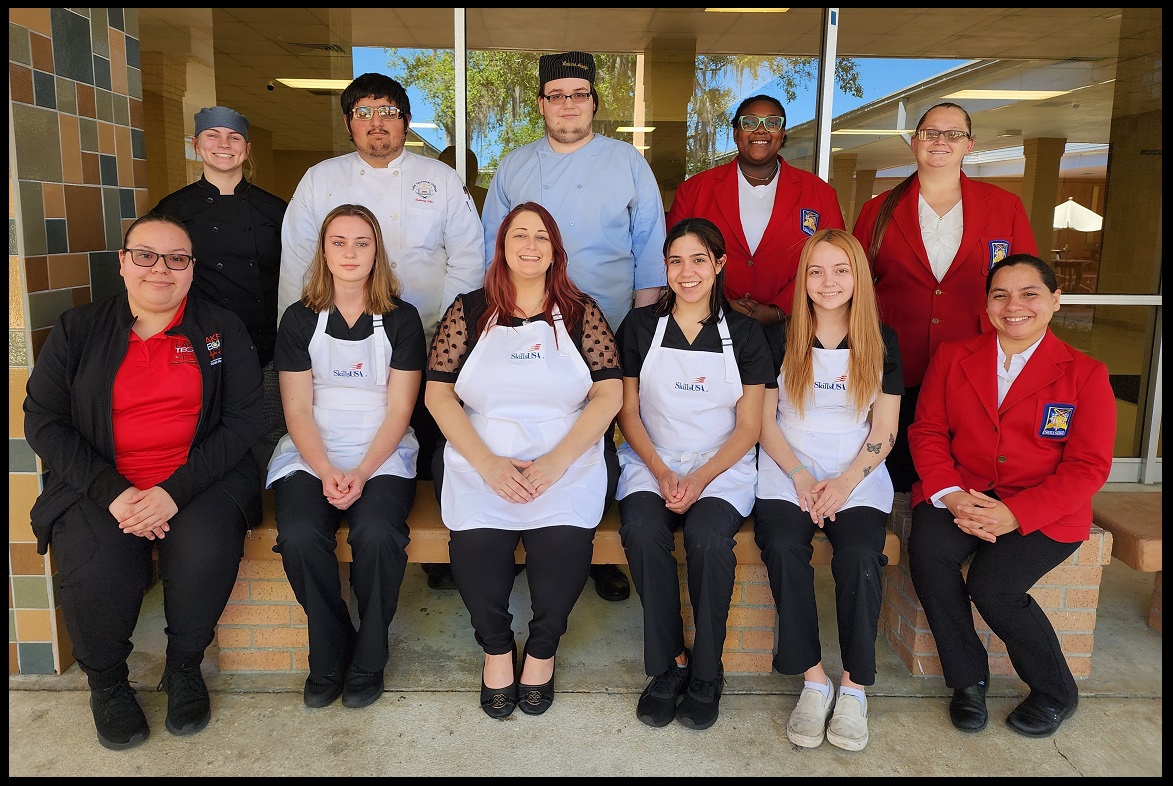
1020, 136, 1066, 253
643, 35, 695, 212
830, 153, 857, 228
140, 51, 190, 206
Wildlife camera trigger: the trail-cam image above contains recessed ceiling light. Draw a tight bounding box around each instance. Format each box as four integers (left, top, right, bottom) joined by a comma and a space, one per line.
616, 126, 656, 133
275, 78, 352, 90
944, 89, 1070, 100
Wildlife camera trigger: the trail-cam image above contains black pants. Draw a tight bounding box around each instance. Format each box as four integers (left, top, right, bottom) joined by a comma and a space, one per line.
753, 499, 889, 685
273, 471, 414, 676
52, 487, 247, 689
619, 492, 744, 681
448, 525, 595, 659
908, 501, 1080, 707
888, 385, 920, 494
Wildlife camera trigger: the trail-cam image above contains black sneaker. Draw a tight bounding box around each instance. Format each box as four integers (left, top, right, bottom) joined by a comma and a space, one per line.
636, 653, 691, 728
303, 671, 345, 708
341, 666, 385, 709
675, 672, 725, 730
90, 682, 150, 750
158, 664, 211, 736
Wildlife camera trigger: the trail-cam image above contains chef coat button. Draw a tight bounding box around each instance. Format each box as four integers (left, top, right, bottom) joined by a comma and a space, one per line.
212, 226, 219, 232
216, 262, 223, 269
221, 298, 229, 304
747, 259, 754, 267
390, 262, 397, 268
935, 289, 943, 295
248, 260, 255, 267
255, 298, 261, 304
245, 226, 252, 232
931, 318, 940, 324
206, 197, 214, 204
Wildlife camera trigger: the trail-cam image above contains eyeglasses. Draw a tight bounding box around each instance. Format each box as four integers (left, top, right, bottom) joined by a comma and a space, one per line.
915, 128, 971, 142
737, 115, 785, 133
350, 105, 403, 121
122, 248, 194, 270
541, 91, 592, 105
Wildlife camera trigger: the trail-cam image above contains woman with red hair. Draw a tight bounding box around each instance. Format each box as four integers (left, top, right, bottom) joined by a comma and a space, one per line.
426, 202, 623, 719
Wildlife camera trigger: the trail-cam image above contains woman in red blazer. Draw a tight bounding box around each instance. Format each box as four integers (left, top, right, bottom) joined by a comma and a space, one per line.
667, 94, 844, 328
907, 254, 1114, 740
852, 103, 1037, 492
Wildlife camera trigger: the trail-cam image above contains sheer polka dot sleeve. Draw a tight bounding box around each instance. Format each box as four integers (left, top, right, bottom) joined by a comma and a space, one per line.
427, 296, 471, 380
579, 299, 621, 376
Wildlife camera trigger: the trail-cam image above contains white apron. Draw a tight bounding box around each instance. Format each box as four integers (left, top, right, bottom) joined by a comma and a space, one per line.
266, 310, 418, 486
441, 308, 607, 531
756, 345, 893, 513
616, 312, 757, 516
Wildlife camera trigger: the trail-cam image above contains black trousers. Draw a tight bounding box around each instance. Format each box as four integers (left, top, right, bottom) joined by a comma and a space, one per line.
273, 471, 414, 677
888, 385, 920, 494
52, 487, 247, 689
448, 525, 595, 658
908, 502, 1080, 707
753, 499, 889, 685
618, 492, 744, 681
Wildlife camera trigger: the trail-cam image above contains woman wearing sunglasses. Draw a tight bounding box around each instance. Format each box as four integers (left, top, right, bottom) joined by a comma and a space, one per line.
852, 102, 1037, 494
666, 94, 845, 329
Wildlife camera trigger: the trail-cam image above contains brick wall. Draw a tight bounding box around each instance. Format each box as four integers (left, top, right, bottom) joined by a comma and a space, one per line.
681, 564, 776, 674
880, 494, 1114, 679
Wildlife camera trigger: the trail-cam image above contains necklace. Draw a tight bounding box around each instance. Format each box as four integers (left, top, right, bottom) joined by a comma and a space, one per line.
740, 162, 779, 183
517, 292, 547, 323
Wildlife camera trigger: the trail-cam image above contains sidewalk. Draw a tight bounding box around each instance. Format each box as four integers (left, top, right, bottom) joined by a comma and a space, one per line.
9, 488, 1163, 777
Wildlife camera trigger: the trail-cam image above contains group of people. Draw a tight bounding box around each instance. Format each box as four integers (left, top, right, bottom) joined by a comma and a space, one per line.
25, 49, 1115, 755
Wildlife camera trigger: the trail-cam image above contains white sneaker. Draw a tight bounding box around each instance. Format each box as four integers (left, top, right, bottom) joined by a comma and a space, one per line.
826, 692, 869, 751
786, 683, 835, 748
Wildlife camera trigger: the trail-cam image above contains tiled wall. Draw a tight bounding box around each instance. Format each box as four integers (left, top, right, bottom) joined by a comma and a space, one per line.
9, 8, 146, 675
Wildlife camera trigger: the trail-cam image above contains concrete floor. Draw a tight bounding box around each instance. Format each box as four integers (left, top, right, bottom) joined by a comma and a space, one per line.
9, 502, 1163, 776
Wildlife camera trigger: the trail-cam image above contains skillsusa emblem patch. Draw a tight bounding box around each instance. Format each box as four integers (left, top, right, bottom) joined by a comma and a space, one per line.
988, 240, 1010, 270
1038, 403, 1074, 438
800, 209, 819, 237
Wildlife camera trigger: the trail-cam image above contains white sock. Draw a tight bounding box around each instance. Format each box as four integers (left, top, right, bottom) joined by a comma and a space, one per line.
804, 678, 832, 700
839, 685, 867, 713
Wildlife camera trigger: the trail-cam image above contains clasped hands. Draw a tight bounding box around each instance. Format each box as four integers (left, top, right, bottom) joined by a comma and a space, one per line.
479, 454, 567, 504
110, 486, 178, 540
794, 472, 854, 527
943, 489, 1018, 543
656, 469, 706, 514
320, 466, 372, 511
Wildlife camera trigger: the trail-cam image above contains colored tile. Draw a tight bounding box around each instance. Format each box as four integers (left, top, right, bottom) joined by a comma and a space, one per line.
90, 8, 110, 58
12, 577, 50, 611
130, 128, 145, 160
26, 289, 74, 331
71, 287, 91, 308
125, 33, 140, 70
30, 328, 51, 363
99, 154, 118, 186
45, 219, 68, 255
110, 8, 126, 33
97, 118, 116, 154
129, 97, 143, 130
17, 642, 56, 674
8, 440, 38, 475
76, 83, 95, 119
89, 251, 122, 302
102, 188, 122, 250
79, 117, 98, 153
42, 183, 66, 219
9, 612, 15, 642
119, 188, 136, 219
112, 93, 129, 127
47, 253, 89, 288
8, 63, 34, 105
8, 471, 39, 543
9, 331, 28, 367
54, 76, 77, 116
49, 8, 94, 84
63, 185, 105, 252
19, 183, 47, 258
126, 65, 142, 102
109, 30, 127, 95
93, 55, 111, 92
115, 125, 133, 185
28, 32, 53, 73
95, 88, 113, 123
32, 70, 56, 110
9, 22, 32, 66
10, 258, 28, 326
133, 159, 149, 190
11, 104, 62, 184
9, 8, 52, 37
9, 367, 30, 437
81, 153, 100, 185
23, 256, 49, 293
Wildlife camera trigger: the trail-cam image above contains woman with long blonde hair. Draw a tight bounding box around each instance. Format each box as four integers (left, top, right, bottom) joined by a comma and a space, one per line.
754, 228, 903, 752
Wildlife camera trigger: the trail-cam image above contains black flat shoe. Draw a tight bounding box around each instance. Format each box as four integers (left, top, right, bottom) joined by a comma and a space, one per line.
480, 644, 518, 720
949, 678, 989, 732
341, 665, 384, 709
518, 652, 556, 716
590, 564, 631, 602
1006, 695, 1078, 738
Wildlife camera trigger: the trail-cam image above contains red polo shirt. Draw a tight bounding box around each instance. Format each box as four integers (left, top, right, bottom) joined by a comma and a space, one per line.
112, 298, 203, 489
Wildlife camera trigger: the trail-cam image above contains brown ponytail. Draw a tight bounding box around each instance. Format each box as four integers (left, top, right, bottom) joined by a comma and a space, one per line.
868, 173, 916, 262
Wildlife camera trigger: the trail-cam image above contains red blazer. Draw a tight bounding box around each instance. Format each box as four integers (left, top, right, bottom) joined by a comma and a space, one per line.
667, 157, 844, 314
908, 329, 1115, 543
852, 173, 1037, 388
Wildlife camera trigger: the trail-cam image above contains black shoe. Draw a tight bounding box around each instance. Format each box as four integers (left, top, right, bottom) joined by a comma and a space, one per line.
636, 651, 691, 728
90, 682, 150, 751
518, 649, 556, 716
1006, 694, 1078, 738
158, 664, 211, 736
424, 563, 458, 590
676, 671, 724, 730
341, 665, 385, 709
949, 678, 989, 732
303, 671, 344, 708
590, 564, 630, 601
480, 644, 518, 720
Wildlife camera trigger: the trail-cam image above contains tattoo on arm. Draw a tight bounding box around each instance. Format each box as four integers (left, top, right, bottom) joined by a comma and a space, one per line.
866, 441, 881, 454
888, 433, 895, 447
863, 466, 872, 477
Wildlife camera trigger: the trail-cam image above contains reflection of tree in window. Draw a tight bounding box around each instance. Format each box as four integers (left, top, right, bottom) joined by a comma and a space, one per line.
381, 50, 861, 177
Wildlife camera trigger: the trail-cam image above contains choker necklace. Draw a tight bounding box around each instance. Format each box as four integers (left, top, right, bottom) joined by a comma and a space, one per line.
740, 162, 779, 183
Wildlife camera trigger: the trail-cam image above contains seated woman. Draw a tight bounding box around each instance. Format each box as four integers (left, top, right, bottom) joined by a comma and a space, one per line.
425, 201, 623, 719
907, 254, 1115, 739
24, 213, 264, 750
754, 228, 903, 752
267, 204, 425, 710
616, 217, 771, 731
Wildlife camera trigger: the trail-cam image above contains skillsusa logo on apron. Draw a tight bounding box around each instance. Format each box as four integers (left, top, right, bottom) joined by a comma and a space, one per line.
814, 373, 848, 391
510, 342, 543, 360
332, 361, 366, 377
674, 375, 707, 392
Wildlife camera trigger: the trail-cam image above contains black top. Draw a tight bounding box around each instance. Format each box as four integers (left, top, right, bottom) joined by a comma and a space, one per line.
615, 305, 776, 388
153, 176, 288, 365
764, 318, 905, 396
274, 299, 426, 374
426, 288, 622, 383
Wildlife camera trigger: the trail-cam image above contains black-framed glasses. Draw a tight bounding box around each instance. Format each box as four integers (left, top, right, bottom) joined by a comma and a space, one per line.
737, 115, 785, 133
541, 91, 592, 104
350, 105, 403, 121
916, 128, 971, 142
122, 248, 194, 270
